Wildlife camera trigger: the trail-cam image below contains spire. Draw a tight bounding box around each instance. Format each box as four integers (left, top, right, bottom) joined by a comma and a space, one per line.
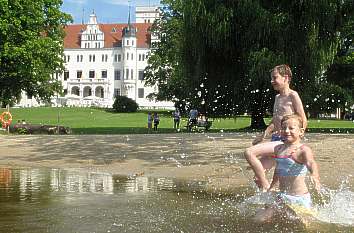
81, 8, 85, 24
123, 1, 136, 37
128, 1, 131, 26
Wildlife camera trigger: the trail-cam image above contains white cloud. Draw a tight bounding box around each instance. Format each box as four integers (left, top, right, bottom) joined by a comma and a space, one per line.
102, 0, 160, 6
65, 0, 87, 5
102, 0, 130, 6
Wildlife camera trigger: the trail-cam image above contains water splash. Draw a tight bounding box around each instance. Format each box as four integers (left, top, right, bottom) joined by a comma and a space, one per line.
315, 176, 354, 226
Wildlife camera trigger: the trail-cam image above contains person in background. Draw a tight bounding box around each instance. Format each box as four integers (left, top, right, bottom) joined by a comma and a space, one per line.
172, 109, 181, 130
147, 112, 152, 132
153, 112, 160, 131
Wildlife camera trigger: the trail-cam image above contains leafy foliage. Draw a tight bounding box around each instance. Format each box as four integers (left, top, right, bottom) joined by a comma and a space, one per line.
112, 96, 139, 113
0, 0, 72, 106
145, 0, 353, 127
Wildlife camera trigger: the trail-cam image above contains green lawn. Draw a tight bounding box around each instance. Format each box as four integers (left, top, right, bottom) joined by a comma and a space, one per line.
1, 107, 354, 134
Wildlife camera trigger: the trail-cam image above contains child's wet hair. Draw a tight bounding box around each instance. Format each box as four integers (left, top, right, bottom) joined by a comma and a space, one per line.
272, 64, 292, 82
281, 114, 303, 128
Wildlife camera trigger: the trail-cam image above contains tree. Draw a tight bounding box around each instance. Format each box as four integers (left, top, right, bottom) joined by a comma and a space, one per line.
0, 0, 72, 107
146, 0, 353, 127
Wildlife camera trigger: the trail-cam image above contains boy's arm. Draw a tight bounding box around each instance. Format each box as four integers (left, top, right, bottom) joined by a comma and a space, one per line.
301, 146, 321, 192
291, 91, 308, 129
252, 121, 274, 145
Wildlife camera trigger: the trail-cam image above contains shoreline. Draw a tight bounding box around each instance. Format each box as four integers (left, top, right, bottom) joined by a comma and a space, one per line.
1, 133, 353, 192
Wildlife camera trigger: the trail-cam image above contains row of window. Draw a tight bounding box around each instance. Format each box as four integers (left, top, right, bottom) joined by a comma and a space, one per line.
83, 42, 102, 48
114, 88, 145, 98
64, 53, 149, 63
64, 70, 145, 80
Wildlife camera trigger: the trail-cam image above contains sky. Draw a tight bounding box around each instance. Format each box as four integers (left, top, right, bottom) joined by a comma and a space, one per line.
61, 0, 161, 24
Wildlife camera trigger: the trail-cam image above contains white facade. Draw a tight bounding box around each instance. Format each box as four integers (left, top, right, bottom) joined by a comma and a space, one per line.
16, 7, 173, 109
135, 6, 160, 24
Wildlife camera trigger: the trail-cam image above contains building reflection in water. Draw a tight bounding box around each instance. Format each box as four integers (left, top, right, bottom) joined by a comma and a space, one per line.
0, 168, 12, 187
5, 168, 205, 196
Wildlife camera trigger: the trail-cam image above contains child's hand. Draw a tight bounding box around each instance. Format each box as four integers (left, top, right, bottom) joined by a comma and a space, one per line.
310, 176, 321, 192
252, 135, 264, 145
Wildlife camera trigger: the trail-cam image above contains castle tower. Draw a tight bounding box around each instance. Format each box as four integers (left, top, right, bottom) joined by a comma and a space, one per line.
121, 5, 137, 99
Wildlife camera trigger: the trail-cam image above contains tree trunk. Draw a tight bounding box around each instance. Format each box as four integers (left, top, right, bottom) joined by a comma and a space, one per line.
250, 113, 267, 129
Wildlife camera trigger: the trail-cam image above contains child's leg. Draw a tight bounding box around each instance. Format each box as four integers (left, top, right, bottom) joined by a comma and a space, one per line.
245, 141, 282, 190
253, 206, 276, 224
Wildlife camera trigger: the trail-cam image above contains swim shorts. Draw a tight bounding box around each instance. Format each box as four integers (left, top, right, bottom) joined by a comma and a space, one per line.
277, 192, 312, 209
271, 134, 283, 142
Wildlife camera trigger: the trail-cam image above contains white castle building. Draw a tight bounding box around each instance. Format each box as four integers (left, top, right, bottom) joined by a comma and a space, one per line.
17, 6, 173, 109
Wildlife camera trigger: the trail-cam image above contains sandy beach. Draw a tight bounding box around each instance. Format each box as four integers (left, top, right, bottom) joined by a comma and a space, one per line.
1, 132, 353, 192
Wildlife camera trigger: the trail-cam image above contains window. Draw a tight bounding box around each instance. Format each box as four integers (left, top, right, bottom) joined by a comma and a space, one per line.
64, 71, 69, 81
118, 54, 121, 62
131, 69, 134, 79
127, 40, 129, 45
142, 54, 145, 61
114, 88, 121, 97
114, 54, 118, 62
139, 54, 141, 61
102, 54, 105, 62
105, 54, 108, 62
92, 55, 95, 62
125, 69, 129, 79
138, 88, 144, 98
63, 89, 68, 95
80, 55, 83, 62
132, 40, 134, 46
89, 55, 92, 62
67, 55, 70, 62
77, 55, 80, 62
77, 70, 82, 79
126, 52, 129, 60
138, 70, 144, 80
89, 70, 95, 78
101, 70, 107, 78
114, 70, 121, 80
131, 53, 133, 60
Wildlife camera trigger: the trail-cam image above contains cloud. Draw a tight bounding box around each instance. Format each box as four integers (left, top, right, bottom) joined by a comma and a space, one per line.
65, 0, 87, 5
102, 0, 160, 6
102, 0, 130, 6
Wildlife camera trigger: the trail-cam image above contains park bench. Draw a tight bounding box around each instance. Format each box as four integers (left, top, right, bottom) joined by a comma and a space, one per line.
185, 120, 212, 132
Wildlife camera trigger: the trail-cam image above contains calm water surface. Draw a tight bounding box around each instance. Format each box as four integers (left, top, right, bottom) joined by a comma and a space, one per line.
0, 167, 353, 233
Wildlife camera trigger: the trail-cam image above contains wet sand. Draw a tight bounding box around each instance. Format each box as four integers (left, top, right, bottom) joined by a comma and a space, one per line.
0, 133, 353, 192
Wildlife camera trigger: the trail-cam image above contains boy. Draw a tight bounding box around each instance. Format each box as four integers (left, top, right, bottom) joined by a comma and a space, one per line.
248, 64, 308, 190
245, 114, 320, 223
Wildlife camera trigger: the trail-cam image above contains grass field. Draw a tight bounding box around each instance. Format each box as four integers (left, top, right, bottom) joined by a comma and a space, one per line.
1, 107, 354, 134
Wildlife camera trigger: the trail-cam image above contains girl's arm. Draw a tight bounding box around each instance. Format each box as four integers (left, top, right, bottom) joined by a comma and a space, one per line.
301, 146, 321, 192
268, 170, 279, 192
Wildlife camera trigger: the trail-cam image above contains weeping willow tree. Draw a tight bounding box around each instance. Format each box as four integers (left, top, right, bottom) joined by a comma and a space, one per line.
145, 0, 353, 127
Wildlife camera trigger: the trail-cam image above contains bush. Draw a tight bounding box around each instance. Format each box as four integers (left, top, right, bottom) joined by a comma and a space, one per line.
112, 96, 139, 113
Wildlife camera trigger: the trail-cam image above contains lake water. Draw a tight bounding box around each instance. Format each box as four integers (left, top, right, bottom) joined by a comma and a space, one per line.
0, 167, 353, 233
